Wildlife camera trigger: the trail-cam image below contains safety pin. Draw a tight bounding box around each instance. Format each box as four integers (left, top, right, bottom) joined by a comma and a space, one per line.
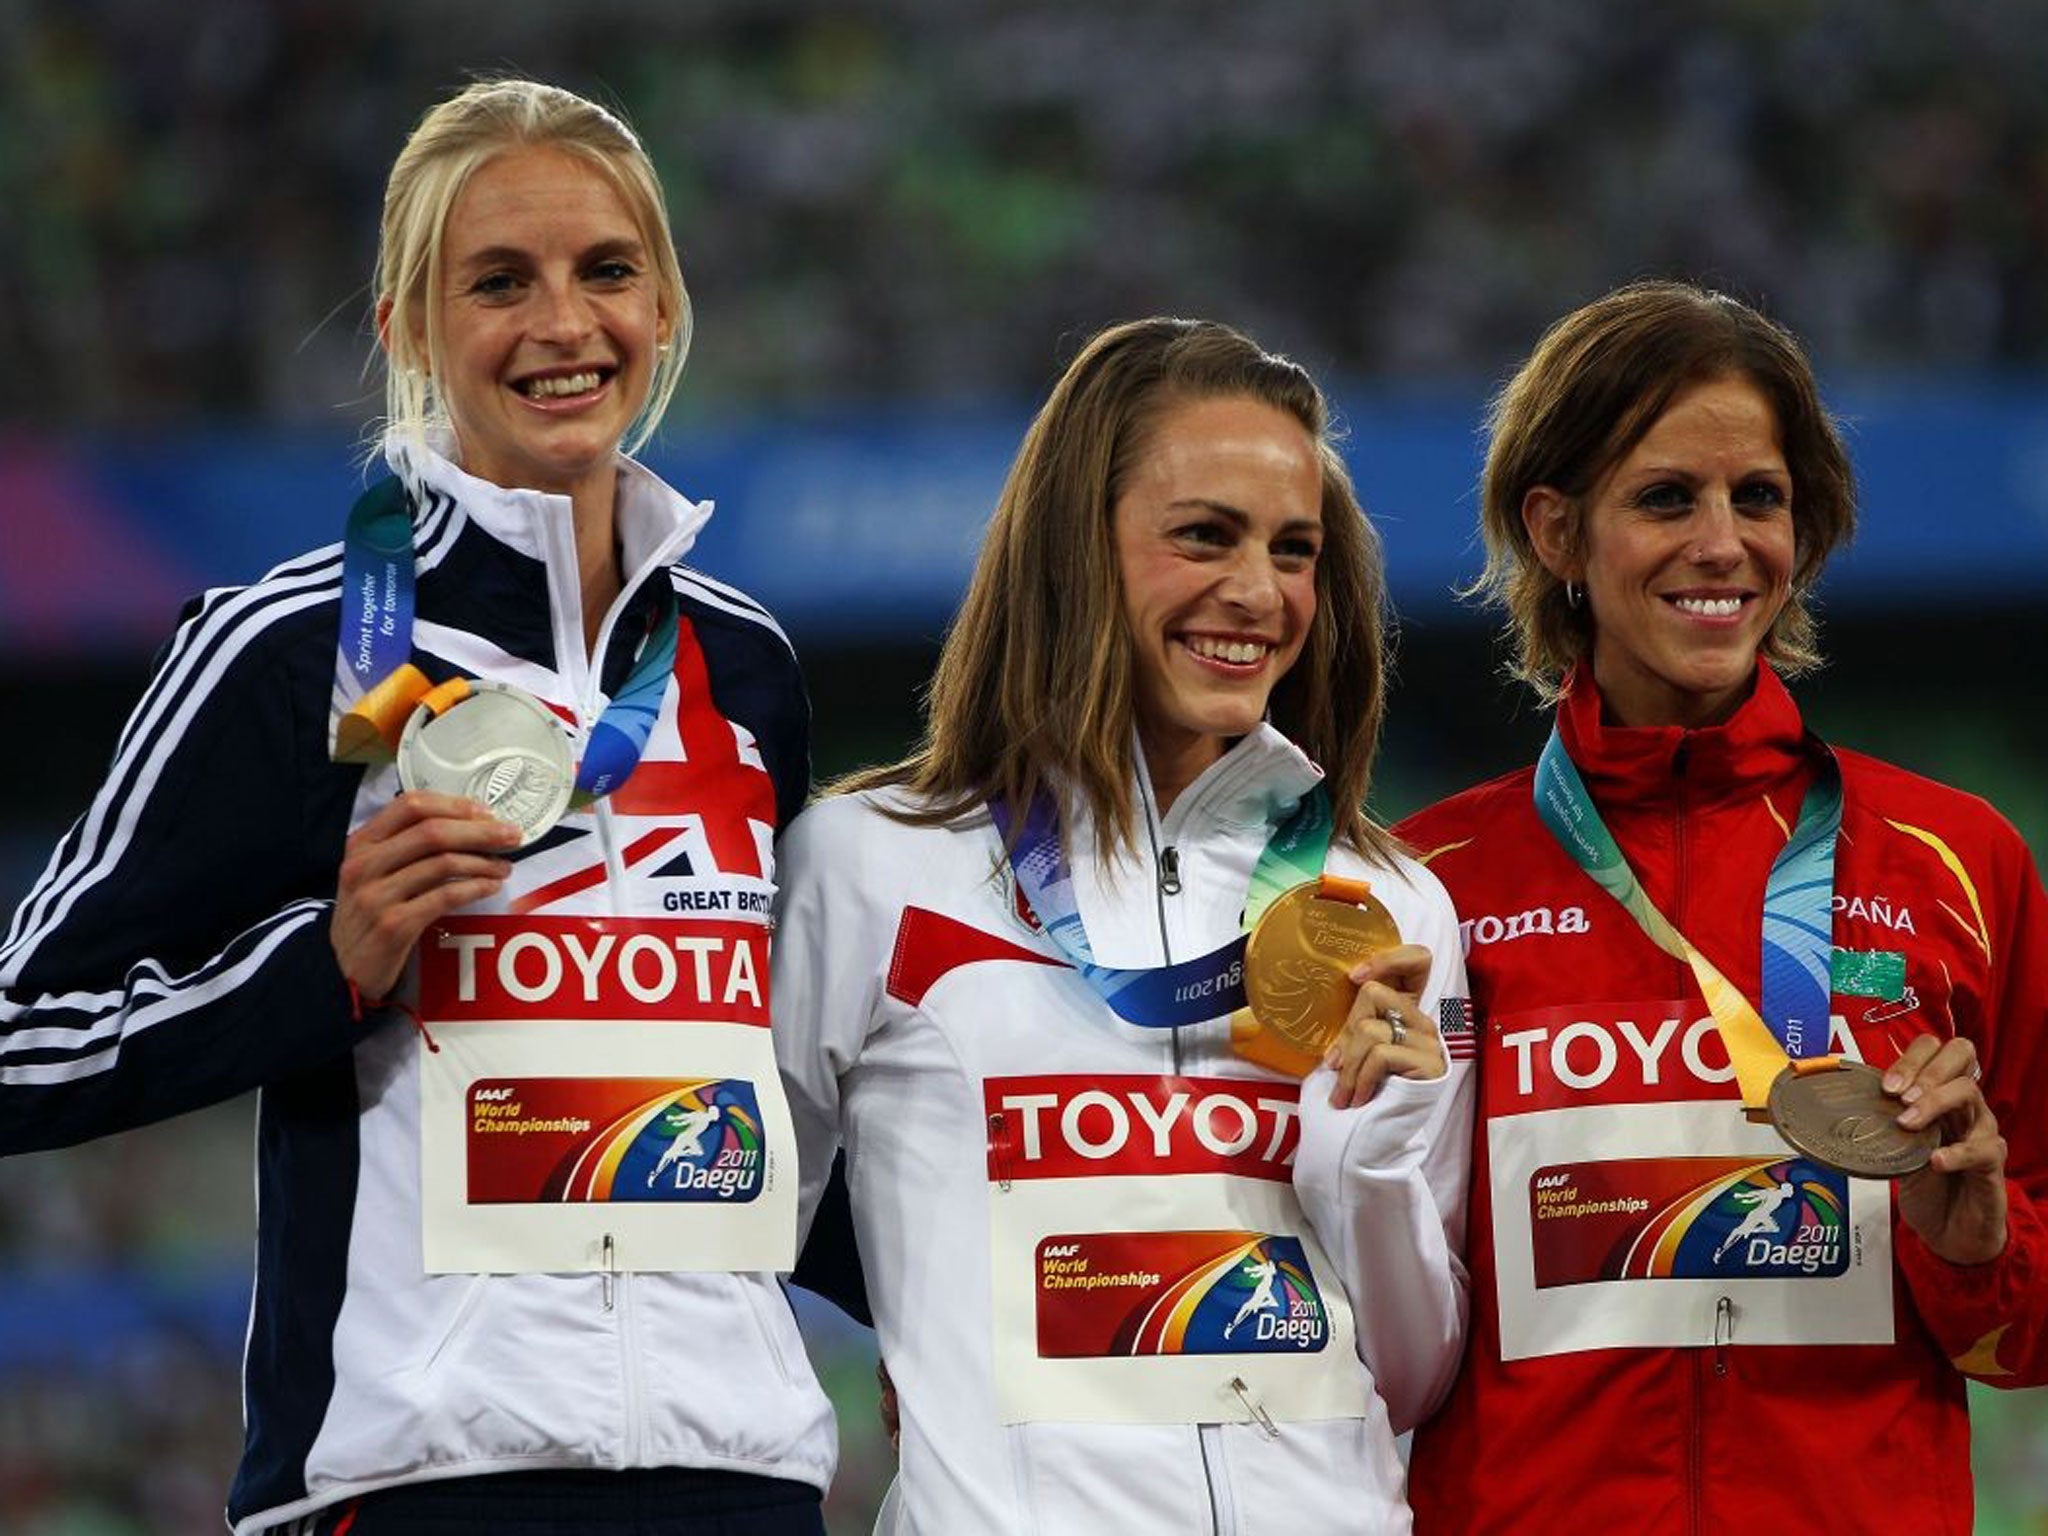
1229, 1375, 1279, 1439
1712, 1295, 1735, 1377
602, 1233, 616, 1313
1863, 988, 1918, 1025
987, 1113, 1013, 1192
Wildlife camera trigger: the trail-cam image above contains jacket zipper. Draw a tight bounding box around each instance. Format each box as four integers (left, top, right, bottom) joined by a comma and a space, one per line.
1140, 773, 1235, 1534
1674, 737, 1702, 1536
1197, 1424, 1234, 1536
1137, 783, 1182, 1076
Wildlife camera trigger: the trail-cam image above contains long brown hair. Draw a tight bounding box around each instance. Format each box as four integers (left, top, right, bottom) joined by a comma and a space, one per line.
840, 316, 1394, 864
1472, 280, 1856, 699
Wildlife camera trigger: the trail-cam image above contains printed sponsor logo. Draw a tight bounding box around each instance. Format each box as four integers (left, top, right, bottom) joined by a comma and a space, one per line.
421, 916, 768, 1025
1528, 1156, 1850, 1286
1491, 1002, 1864, 1112
466, 1076, 768, 1204
985, 1075, 1300, 1183
1034, 1231, 1328, 1357
1458, 905, 1589, 953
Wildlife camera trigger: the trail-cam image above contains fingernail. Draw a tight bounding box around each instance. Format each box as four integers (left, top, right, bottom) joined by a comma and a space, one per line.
1902, 1084, 1923, 1104
1882, 1072, 1903, 1093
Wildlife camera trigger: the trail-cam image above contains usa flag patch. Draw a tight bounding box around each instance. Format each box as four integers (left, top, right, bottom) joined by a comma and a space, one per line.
1439, 995, 1477, 1060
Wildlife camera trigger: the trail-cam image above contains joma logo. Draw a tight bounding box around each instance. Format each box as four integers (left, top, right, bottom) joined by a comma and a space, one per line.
1459, 905, 1589, 952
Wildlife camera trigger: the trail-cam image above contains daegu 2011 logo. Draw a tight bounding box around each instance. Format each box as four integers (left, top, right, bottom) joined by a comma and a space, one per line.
1035, 1231, 1329, 1357
466, 1077, 768, 1204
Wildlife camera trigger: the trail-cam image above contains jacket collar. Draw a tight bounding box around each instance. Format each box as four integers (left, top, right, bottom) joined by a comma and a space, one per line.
385, 430, 710, 580
1556, 660, 1809, 810
1135, 722, 1327, 843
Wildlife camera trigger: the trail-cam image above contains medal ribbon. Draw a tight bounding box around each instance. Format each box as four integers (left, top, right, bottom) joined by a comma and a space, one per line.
1533, 725, 1843, 1113
988, 784, 1334, 1028
327, 477, 679, 806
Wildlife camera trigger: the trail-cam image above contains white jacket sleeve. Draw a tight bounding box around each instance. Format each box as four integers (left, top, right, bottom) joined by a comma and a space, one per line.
1290, 869, 1474, 1434
770, 797, 890, 1247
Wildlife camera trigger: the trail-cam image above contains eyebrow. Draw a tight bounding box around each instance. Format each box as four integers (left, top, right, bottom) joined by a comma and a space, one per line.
1165, 498, 1323, 531
449, 236, 649, 272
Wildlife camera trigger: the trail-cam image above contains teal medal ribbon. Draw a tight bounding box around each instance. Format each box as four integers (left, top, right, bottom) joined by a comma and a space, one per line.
988, 783, 1334, 1027
328, 477, 678, 807
1533, 724, 1843, 1107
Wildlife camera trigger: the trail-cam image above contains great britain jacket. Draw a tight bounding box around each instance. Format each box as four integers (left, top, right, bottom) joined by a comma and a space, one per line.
772, 726, 1474, 1535
0, 439, 836, 1533
1396, 664, 2048, 1536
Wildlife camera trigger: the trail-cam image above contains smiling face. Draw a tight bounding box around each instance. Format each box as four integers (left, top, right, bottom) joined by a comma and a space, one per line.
1527, 373, 1796, 728
427, 144, 666, 501
1113, 393, 1323, 802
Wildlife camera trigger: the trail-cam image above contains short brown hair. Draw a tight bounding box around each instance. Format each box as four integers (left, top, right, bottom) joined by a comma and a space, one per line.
842, 316, 1394, 863
1473, 280, 1856, 697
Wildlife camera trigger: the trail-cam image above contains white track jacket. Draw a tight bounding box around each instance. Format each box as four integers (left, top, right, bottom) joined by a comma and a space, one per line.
773, 727, 1472, 1535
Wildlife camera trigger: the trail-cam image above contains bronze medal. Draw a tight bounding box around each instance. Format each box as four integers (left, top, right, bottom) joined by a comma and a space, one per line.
1766, 1059, 1938, 1179
1236, 879, 1402, 1077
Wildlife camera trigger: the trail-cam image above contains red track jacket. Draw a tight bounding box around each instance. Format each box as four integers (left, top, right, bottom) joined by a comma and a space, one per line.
1397, 665, 2048, 1535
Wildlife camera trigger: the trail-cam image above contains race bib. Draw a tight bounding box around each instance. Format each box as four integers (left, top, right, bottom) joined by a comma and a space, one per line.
985, 1073, 1370, 1425
416, 915, 798, 1274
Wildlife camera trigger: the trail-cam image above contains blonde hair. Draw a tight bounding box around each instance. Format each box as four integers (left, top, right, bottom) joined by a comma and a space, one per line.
841, 316, 1395, 864
1473, 280, 1855, 700
374, 78, 690, 455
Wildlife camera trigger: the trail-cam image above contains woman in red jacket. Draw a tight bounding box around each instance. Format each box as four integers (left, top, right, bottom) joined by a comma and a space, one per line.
1397, 280, 2048, 1534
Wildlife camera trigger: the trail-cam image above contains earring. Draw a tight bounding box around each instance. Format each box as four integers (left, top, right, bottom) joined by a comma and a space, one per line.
1564, 581, 1581, 609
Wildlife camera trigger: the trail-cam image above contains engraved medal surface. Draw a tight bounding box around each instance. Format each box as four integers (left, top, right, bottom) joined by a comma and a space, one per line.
1766, 1059, 1938, 1179
396, 681, 575, 846
1240, 881, 1402, 1070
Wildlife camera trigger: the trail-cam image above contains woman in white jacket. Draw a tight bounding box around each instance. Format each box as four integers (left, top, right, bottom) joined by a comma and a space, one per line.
773, 318, 1473, 1534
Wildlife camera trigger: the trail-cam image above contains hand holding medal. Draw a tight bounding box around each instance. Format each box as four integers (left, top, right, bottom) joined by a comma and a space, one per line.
1885, 1033, 2011, 1264
1234, 874, 1445, 1104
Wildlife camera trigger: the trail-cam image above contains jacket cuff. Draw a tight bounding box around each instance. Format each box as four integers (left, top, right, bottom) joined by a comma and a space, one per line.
1896, 1182, 2045, 1376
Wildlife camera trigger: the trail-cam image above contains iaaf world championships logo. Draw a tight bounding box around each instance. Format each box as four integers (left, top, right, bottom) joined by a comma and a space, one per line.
1035, 1231, 1331, 1358
466, 1077, 769, 1205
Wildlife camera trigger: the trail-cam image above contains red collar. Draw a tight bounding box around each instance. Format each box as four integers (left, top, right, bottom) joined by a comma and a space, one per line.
1555, 662, 1810, 811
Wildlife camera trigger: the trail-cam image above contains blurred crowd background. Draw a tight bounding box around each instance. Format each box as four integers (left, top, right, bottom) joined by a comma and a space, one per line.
3, 2, 2046, 1532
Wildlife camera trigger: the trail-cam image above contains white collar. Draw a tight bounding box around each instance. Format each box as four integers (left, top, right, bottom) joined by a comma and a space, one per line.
383, 429, 712, 577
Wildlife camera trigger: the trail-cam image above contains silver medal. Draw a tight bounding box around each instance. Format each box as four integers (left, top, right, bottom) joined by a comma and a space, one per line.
396, 681, 575, 846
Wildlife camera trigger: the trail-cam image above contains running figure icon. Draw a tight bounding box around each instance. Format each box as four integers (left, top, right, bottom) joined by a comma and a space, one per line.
1223, 1254, 1281, 1339
1713, 1179, 1797, 1263
648, 1104, 722, 1188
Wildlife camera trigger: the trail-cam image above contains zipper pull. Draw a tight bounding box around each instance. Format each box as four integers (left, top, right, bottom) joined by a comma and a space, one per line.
1713, 1294, 1734, 1375
1159, 846, 1182, 896
987, 1112, 1014, 1192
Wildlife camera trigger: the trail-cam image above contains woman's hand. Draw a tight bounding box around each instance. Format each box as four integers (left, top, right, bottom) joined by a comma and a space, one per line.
331, 791, 520, 999
1321, 943, 1446, 1109
1888, 1033, 2009, 1265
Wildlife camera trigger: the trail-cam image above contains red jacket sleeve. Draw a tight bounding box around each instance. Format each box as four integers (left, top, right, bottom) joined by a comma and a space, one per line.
1896, 827, 2048, 1387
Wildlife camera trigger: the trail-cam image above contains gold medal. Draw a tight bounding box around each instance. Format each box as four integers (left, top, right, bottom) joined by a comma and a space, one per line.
1234, 876, 1402, 1077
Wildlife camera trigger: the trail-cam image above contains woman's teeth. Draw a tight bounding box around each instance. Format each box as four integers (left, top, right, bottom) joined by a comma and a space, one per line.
524, 371, 601, 399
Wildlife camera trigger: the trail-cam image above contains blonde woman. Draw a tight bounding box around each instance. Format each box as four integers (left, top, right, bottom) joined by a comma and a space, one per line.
0, 80, 834, 1534
774, 317, 1474, 1533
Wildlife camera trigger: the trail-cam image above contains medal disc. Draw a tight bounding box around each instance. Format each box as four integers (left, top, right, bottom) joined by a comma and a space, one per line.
396, 681, 574, 847
1766, 1060, 1938, 1179
1242, 881, 1403, 1064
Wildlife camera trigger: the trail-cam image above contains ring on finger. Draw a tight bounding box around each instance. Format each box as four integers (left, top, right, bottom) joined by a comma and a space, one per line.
1388, 1014, 1407, 1047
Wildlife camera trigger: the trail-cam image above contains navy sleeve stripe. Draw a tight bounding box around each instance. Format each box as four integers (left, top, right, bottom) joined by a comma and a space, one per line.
0, 901, 330, 1080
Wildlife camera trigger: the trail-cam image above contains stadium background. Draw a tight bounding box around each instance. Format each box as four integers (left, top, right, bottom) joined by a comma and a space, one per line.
3, 3, 2046, 1529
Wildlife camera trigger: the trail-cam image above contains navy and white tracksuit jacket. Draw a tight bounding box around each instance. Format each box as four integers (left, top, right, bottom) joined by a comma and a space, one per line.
0, 438, 837, 1532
